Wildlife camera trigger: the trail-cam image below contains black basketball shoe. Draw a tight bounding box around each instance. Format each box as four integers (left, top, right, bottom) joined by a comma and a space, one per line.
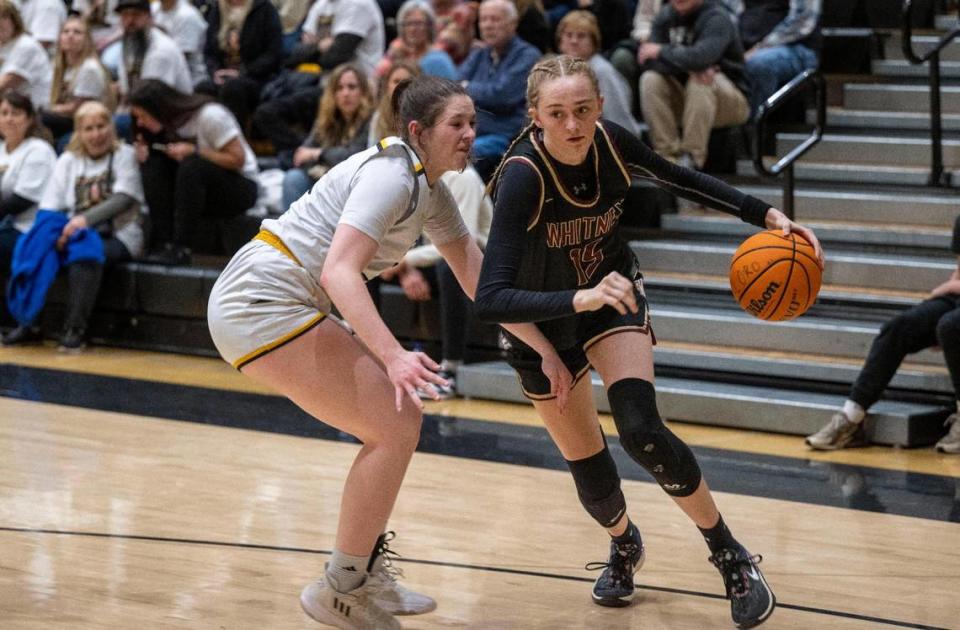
709, 546, 776, 628
585, 531, 645, 607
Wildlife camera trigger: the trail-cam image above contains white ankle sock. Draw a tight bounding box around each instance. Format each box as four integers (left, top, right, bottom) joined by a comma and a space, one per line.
327, 550, 368, 593
842, 400, 866, 424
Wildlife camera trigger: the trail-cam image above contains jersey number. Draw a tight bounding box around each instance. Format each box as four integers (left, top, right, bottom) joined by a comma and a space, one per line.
569, 238, 603, 286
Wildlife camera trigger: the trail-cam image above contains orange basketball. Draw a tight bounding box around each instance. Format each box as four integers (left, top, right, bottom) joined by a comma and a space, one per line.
729, 230, 822, 321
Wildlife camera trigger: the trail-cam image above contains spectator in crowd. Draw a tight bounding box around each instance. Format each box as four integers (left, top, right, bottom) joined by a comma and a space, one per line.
543, 0, 630, 55
200, 0, 283, 132
515, 0, 552, 53
130, 80, 259, 265
458, 0, 540, 180
2, 102, 145, 350
368, 60, 419, 145
281, 63, 374, 210
43, 16, 117, 144
556, 10, 642, 135
609, 0, 661, 112
0, 92, 56, 275
18, 0, 66, 50
0, 1, 53, 109
152, 0, 209, 87
375, 0, 457, 80
116, 0, 193, 101
253, 0, 384, 168
432, 0, 478, 65
639, 0, 750, 169
270, 0, 311, 54
74, 0, 124, 77
736, 0, 821, 113
806, 217, 960, 455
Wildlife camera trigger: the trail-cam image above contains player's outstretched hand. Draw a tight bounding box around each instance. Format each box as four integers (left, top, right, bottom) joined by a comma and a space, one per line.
385, 347, 447, 411
573, 271, 639, 315
764, 207, 825, 269
541, 351, 573, 414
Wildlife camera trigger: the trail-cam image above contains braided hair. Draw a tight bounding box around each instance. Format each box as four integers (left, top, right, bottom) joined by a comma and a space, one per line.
486, 54, 601, 194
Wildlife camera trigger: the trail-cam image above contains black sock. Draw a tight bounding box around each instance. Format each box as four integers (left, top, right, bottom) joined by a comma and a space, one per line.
612, 519, 641, 546
698, 514, 739, 554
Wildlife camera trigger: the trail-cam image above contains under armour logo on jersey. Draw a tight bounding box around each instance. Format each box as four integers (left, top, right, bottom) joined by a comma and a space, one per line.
572, 182, 588, 195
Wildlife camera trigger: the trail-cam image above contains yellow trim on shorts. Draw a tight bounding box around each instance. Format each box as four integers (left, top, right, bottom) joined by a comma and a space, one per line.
232, 313, 327, 371
254, 229, 304, 267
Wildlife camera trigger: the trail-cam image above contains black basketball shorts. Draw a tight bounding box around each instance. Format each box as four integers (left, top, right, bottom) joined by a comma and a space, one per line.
504, 282, 654, 400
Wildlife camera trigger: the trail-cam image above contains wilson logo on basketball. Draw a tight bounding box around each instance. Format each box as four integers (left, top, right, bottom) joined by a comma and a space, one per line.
746, 281, 781, 316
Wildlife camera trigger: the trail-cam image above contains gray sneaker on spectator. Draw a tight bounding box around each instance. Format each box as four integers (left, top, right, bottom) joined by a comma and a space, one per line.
935, 414, 960, 454
805, 412, 867, 450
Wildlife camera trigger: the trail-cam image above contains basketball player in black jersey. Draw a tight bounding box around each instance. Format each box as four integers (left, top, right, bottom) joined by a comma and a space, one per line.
475, 55, 824, 629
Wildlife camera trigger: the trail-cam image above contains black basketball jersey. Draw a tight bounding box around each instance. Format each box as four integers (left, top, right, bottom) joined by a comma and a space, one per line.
493, 122, 636, 292
491, 121, 638, 348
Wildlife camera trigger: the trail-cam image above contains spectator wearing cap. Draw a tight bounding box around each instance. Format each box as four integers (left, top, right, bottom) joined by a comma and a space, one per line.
115, 0, 193, 100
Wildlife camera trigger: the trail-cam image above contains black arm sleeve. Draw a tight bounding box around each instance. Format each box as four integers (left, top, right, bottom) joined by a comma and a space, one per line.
475, 161, 578, 323
603, 121, 771, 227
81, 193, 138, 227
0, 192, 35, 219
318, 33, 364, 70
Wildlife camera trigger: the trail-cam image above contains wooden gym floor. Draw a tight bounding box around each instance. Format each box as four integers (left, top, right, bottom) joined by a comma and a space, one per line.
0, 346, 958, 629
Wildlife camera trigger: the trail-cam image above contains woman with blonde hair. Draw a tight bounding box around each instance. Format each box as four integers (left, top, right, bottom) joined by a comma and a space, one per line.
281, 63, 375, 210
476, 55, 823, 626
368, 60, 420, 146
43, 16, 116, 142
3, 101, 144, 351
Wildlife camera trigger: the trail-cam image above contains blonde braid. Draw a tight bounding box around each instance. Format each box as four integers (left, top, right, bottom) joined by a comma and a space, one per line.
485, 54, 601, 195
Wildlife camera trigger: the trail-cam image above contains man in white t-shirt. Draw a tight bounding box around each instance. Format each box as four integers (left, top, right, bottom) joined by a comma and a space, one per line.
252, 0, 384, 167
17, 0, 66, 49
115, 0, 193, 98
151, 0, 207, 86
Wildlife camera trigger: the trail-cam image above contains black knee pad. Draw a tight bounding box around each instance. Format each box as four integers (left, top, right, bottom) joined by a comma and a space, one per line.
565, 443, 626, 528
608, 378, 702, 497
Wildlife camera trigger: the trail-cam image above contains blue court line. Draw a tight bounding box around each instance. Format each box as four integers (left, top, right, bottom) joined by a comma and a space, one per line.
0, 526, 947, 630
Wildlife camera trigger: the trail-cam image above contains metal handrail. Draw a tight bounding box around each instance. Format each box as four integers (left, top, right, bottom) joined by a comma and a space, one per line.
752, 69, 826, 220
902, 0, 960, 187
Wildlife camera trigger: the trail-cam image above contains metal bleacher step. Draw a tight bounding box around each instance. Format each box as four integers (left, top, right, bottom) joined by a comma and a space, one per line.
819, 107, 960, 131
456, 362, 949, 447
646, 304, 944, 366
935, 14, 958, 30
660, 213, 952, 250
630, 239, 955, 292
650, 341, 952, 394
884, 34, 960, 62
736, 158, 955, 186
844, 83, 960, 112
872, 58, 960, 78
730, 184, 959, 227
776, 133, 960, 168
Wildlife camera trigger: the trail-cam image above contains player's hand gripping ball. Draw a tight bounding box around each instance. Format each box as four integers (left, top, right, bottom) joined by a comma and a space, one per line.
729, 230, 822, 321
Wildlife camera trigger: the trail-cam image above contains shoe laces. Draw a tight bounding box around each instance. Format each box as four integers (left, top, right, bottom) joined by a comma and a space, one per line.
709, 548, 763, 600
584, 540, 642, 585
372, 531, 405, 582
